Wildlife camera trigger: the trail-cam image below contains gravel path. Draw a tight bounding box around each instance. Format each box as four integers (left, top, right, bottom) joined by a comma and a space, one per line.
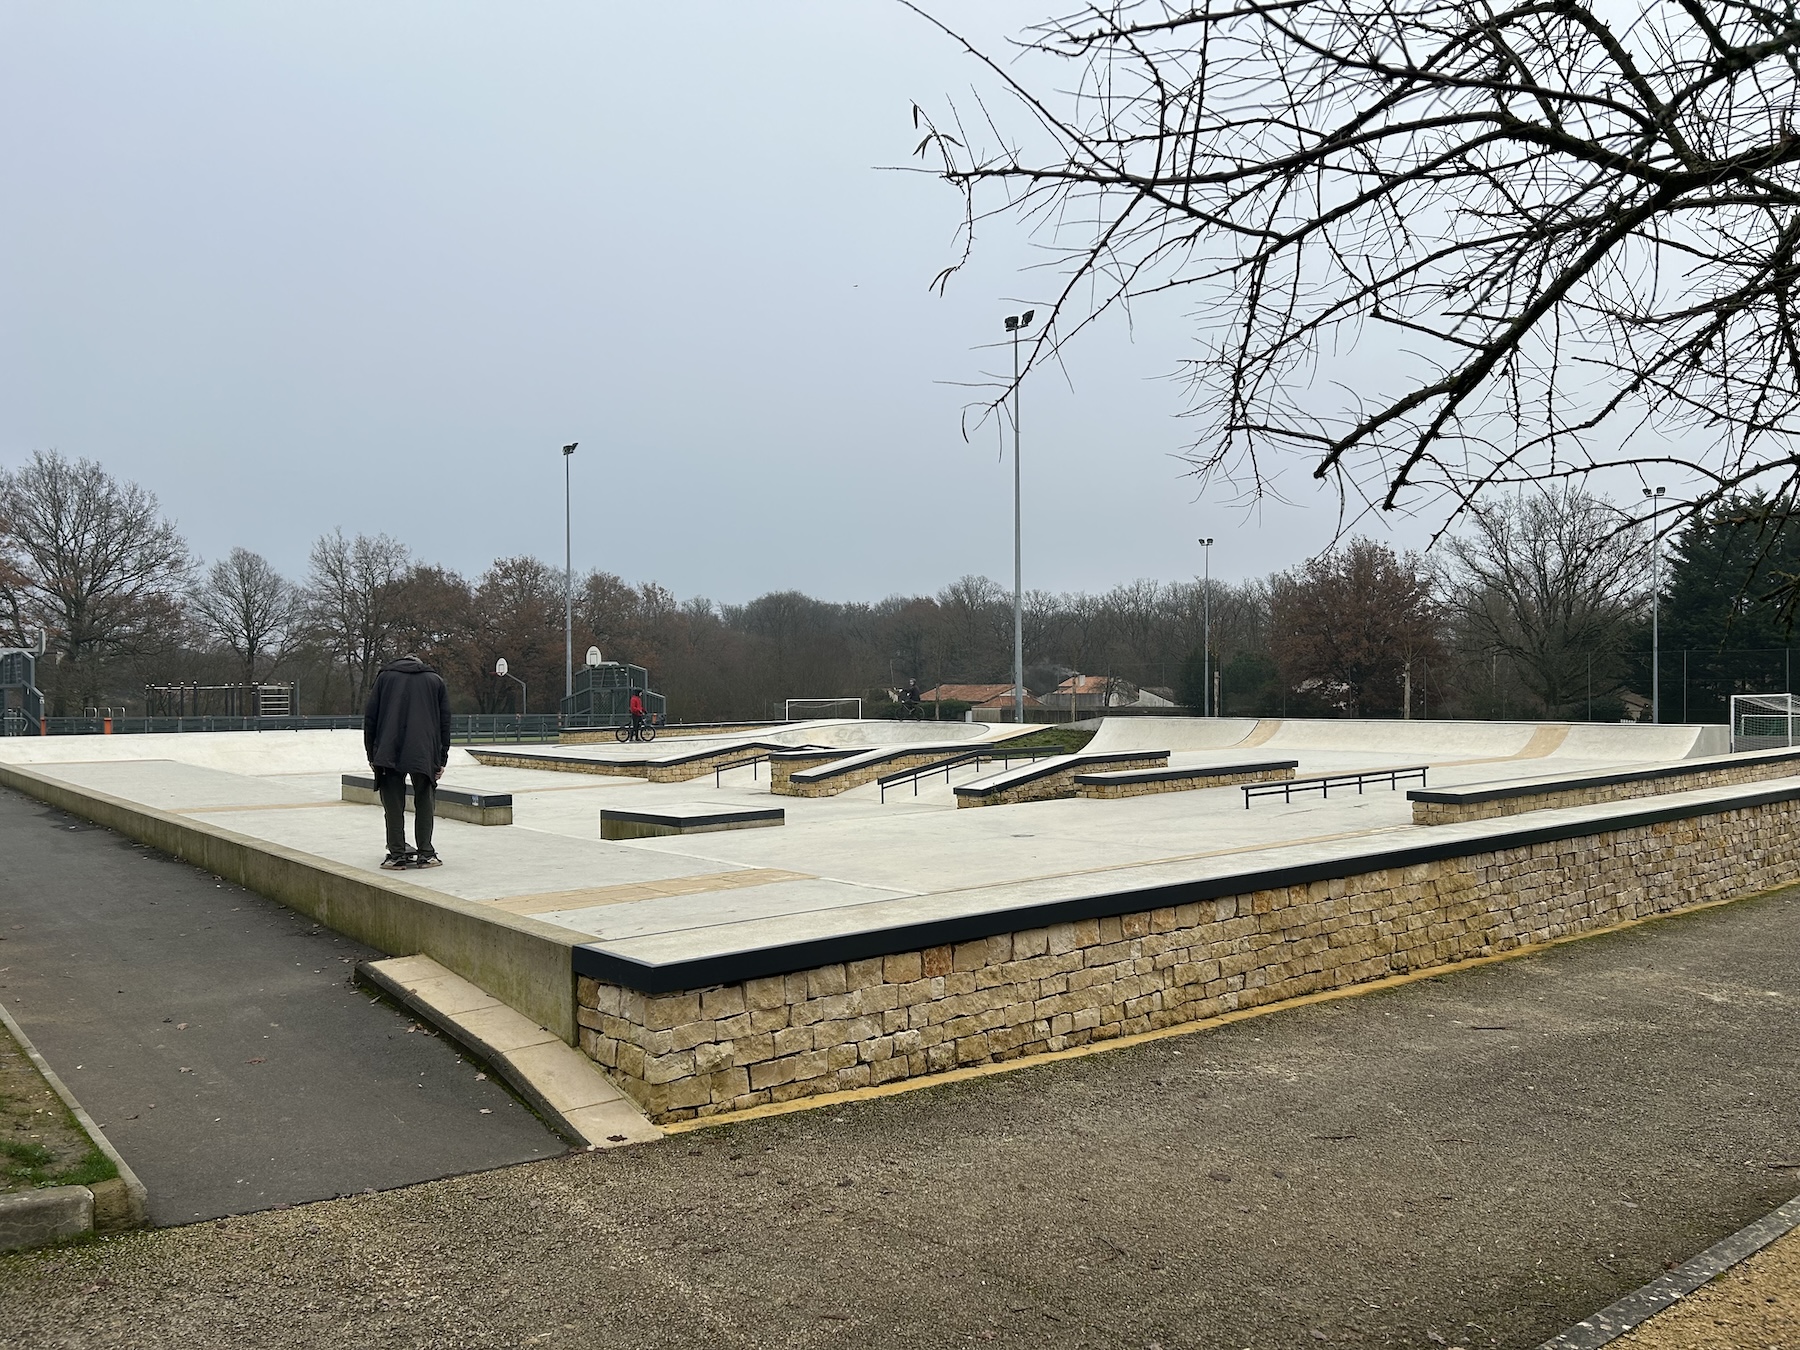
4, 881, 1799, 1349
1615, 1222, 1800, 1349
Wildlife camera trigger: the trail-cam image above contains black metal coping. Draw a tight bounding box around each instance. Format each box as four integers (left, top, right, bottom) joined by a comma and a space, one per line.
952, 749, 1169, 797
599, 806, 784, 828
1073, 759, 1298, 786
476, 738, 792, 769
1408, 745, 1800, 806
571, 778, 1800, 993
340, 773, 512, 810
790, 743, 978, 782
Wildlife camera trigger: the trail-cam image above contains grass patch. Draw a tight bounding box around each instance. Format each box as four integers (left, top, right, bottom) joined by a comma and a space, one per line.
0, 1138, 115, 1190
998, 726, 1095, 753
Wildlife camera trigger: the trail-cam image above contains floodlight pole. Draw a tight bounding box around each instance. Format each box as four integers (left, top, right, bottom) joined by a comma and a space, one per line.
1198, 538, 1214, 716
1005, 310, 1035, 726
1644, 486, 1666, 724
563, 443, 577, 709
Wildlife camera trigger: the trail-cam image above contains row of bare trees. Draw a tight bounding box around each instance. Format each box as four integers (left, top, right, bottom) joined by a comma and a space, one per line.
2, 449, 1676, 722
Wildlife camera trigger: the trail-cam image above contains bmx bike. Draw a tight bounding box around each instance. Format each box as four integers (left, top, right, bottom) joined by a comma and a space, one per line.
615, 720, 657, 743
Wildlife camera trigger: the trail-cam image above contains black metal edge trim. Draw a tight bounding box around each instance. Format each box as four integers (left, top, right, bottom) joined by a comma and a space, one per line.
599, 807, 784, 827
571, 779, 1800, 992
1073, 760, 1299, 785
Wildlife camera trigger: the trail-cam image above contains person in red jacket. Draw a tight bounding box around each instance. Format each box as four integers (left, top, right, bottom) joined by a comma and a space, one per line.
628, 689, 646, 742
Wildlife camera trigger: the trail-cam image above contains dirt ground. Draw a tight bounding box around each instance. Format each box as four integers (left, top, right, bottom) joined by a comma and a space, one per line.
0, 1019, 111, 1194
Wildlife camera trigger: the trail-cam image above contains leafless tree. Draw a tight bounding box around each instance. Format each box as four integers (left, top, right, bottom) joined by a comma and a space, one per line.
1448, 487, 1645, 714
305, 529, 411, 707
911, 1, 1800, 547
189, 547, 303, 686
0, 450, 191, 705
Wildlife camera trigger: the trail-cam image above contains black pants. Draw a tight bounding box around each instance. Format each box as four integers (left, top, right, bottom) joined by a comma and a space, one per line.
379, 771, 436, 857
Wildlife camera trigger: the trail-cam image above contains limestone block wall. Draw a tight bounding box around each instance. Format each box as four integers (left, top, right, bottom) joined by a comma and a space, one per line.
576, 793, 1800, 1122
956, 754, 1170, 808
1411, 756, 1800, 824
1076, 764, 1293, 800
468, 749, 645, 779
767, 750, 861, 793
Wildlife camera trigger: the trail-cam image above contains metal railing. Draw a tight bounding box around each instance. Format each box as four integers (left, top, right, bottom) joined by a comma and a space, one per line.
714, 753, 773, 787
1243, 765, 1427, 807
878, 746, 1065, 802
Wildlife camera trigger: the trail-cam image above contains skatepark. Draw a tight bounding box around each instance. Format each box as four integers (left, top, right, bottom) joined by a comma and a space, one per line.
1, 712, 1788, 1136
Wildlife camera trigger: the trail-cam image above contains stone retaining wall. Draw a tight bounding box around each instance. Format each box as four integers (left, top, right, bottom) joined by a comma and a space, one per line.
1077, 764, 1293, 800
767, 750, 862, 793
774, 749, 965, 799
956, 754, 1169, 808
576, 793, 1800, 1122
1411, 756, 1800, 824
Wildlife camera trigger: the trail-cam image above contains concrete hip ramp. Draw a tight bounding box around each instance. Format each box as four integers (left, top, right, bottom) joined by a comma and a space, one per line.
1083, 717, 1726, 763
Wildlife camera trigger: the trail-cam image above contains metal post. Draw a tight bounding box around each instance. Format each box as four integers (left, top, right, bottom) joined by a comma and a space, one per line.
563, 443, 577, 707
1199, 538, 1213, 716
1645, 486, 1665, 724
1011, 325, 1024, 727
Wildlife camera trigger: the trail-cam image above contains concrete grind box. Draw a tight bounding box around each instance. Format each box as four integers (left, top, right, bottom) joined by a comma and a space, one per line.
574, 792, 1800, 1122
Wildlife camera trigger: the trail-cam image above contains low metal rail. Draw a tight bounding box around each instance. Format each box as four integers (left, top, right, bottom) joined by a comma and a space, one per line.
878, 746, 1064, 802
1242, 765, 1427, 807
714, 753, 773, 787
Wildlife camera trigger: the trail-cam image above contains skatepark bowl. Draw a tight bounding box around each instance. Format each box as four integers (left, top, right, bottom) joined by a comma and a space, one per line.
8, 713, 1799, 1127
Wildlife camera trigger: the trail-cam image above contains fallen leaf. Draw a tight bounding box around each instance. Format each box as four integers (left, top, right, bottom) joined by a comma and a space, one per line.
176, 1023, 189, 1031
245, 1058, 265, 1065
479, 1108, 492, 1115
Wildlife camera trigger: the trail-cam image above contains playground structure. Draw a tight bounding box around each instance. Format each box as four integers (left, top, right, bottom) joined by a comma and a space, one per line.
0, 635, 46, 736
560, 660, 666, 727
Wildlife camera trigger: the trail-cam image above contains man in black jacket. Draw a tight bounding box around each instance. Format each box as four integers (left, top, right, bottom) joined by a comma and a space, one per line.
363, 655, 453, 869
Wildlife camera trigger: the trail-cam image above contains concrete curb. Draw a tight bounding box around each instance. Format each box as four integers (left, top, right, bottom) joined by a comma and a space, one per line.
0, 1000, 147, 1250
355, 956, 661, 1151
1537, 1192, 1800, 1348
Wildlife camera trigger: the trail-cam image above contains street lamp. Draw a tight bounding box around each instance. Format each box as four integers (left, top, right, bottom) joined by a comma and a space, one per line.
1198, 538, 1214, 716
1643, 485, 1666, 724
563, 443, 578, 709
1003, 308, 1035, 725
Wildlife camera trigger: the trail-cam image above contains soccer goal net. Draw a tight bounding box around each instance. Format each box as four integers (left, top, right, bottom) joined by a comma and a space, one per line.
1730, 693, 1800, 752
783, 698, 862, 722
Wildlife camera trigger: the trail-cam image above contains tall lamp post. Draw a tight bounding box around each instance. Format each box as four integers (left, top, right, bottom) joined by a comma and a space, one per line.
1003, 309, 1035, 725
1643, 485, 1666, 724
1198, 538, 1214, 716
563, 443, 578, 710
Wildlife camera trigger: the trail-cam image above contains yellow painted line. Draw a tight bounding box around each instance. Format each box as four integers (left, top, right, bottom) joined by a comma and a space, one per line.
660, 884, 1775, 1134
490, 867, 815, 916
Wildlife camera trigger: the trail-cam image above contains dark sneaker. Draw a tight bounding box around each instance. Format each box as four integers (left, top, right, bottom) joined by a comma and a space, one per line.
380, 852, 413, 870
412, 852, 444, 869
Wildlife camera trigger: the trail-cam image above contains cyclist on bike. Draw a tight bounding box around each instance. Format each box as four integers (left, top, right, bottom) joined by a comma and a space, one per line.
628, 688, 646, 741
900, 679, 923, 720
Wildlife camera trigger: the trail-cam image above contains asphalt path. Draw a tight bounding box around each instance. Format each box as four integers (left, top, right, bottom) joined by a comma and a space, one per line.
0, 783, 564, 1224
2, 785, 1798, 1347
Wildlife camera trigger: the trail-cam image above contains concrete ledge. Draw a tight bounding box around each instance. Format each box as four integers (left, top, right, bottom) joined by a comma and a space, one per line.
472, 740, 792, 784
1410, 744, 1800, 824
0, 760, 581, 1043
600, 805, 784, 840
0, 1000, 147, 1244
956, 750, 1170, 808
766, 748, 865, 792
340, 774, 514, 826
356, 955, 660, 1149
778, 745, 973, 798
1075, 760, 1297, 799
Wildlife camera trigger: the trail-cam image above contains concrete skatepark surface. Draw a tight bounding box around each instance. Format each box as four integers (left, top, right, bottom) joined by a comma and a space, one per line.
1, 881, 1796, 1349
0, 786, 564, 1226
0, 718, 1737, 989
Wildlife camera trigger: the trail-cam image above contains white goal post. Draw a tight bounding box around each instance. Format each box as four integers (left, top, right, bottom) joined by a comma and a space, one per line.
783, 697, 862, 722
1730, 693, 1800, 752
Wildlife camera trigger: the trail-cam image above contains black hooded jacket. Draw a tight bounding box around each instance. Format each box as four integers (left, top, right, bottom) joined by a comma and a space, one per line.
363, 657, 452, 777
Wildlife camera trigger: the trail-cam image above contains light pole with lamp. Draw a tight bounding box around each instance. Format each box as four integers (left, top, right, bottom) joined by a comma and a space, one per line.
1003, 309, 1035, 725
1198, 538, 1214, 716
1643, 486, 1666, 724
563, 443, 578, 709
496, 657, 526, 720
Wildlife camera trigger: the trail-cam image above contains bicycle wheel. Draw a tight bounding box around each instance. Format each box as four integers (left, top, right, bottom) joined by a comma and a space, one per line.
615, 725, 631, 742
639, 724, 656, 742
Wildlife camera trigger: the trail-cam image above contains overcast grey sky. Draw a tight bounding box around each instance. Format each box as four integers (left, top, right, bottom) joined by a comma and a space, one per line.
0, 1, 1442, 602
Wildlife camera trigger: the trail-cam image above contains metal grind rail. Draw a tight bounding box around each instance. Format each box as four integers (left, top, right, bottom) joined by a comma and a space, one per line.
879, 746, 1066, 802
714, 753, 772, 787
1243, 765, 1428, 808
